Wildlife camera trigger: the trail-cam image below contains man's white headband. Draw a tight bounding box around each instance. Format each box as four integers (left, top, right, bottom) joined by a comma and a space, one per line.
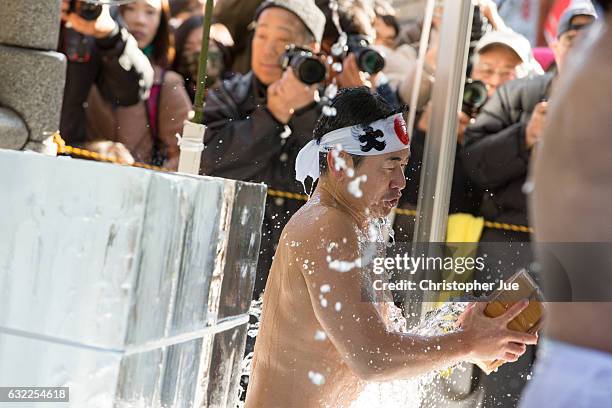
295, 113, 410, 192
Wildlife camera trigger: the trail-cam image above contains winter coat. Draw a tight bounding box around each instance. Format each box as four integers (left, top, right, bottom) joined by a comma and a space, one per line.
201, 71, 322, 296
59, 24, 154, 146
85, 66, 191, 168
462, 73, 555, 232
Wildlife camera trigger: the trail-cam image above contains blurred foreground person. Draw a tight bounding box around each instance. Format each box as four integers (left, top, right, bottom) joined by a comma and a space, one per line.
521, 1, 612, 406
461, 3, 598, 406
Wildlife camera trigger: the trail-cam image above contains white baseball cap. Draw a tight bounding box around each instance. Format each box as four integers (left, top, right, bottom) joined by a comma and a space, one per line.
474, 30, 532, 64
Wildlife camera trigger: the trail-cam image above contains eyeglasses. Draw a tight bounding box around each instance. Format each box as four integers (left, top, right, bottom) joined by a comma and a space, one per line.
473, 65, 517, 81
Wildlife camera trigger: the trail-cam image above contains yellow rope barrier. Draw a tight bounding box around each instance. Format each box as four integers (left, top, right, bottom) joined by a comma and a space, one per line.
51, 132, 533, 233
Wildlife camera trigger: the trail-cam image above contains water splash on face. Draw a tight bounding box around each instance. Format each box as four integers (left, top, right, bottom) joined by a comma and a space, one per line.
331, 146, 355, 177
348, 175, 367, 198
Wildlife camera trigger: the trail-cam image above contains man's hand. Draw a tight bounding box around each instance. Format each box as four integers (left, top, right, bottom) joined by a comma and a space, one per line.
473, 0, 508, 31
335, 54, 377, 90
457, 300, 538, 363
267, 69, 319, 124
61, 0, 117, 39
526, 101, 548, 149
425, 28, 439, 72
457, 112, 473, 145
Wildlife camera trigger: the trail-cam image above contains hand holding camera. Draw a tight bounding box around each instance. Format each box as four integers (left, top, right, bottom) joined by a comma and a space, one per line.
526, 101, 548, 149
332, 34, 385, 89
267, 68, 319, 125
61, 0, 117, 39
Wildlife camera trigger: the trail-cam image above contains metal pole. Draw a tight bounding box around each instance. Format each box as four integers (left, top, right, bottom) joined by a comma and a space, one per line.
413, 0, 473, 245
408, 2, 484, 406
404, 0, 473, 321
406, 0, 436, 134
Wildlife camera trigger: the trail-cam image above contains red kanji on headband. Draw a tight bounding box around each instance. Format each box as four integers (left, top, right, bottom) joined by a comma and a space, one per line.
394, 116, 409, 145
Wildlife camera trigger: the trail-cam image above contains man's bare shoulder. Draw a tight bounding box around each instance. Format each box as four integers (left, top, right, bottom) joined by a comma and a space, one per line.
282, 201, 359, 252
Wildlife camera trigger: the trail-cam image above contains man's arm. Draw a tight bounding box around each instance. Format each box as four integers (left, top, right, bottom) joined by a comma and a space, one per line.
295, 213, 535, 381
95, 25, 154, 106
462, 84, 531, 190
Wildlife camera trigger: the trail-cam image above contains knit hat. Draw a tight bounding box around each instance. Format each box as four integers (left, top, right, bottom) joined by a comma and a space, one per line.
255, 0, 326, 44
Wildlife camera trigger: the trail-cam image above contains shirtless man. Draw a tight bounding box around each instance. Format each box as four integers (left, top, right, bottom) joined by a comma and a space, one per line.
245, 87, 537, 408
520, 2, 612, 406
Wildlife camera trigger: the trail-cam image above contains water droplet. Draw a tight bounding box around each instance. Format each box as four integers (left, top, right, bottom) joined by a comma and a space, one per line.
308, 371, 326, 385
314, 330, 327, 341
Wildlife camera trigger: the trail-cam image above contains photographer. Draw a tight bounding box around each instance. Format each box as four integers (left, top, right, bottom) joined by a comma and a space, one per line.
317, 0, 399, 107
398, 30, 533, 220
59, 0, 153, 160
200, 0, 325, 298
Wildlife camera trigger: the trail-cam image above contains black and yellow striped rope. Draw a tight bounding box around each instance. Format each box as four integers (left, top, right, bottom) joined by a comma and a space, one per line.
52, 132, 533, 233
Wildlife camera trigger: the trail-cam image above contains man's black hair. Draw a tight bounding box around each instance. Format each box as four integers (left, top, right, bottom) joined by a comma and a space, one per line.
313, 87, 405, 175
594, 0, 611, 12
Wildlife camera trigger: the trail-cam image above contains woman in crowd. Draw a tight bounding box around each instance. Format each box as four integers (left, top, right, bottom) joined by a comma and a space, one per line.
86, 0, 191, 169
172, 14, 234, 102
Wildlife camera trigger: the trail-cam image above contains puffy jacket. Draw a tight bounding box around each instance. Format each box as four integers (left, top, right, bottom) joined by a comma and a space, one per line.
85, 67, 191, 169
59, 24, 154, 146
462, 73, 555, 228
201, 71, 322, 296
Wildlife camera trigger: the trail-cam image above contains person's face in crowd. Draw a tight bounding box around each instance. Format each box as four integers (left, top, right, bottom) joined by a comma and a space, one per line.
471, 45, 522, 97
251, 7, 317, 86
336, 150, 408, 218
374, 16, 397, 49
122, 0, 163, 49
185, 26, 203, 54
553, 15, 596, 73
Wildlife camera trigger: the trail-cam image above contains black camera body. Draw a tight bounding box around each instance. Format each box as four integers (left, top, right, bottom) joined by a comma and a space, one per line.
462, 79, 488, 117
346, 35, 385, 75
69, 0, 103, 21
281, 45, 327, 85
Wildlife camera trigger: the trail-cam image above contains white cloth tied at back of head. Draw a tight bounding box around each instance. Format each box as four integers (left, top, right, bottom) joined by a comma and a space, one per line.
295, 113, 410, 192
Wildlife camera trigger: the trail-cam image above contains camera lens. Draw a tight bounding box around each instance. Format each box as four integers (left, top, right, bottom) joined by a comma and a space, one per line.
463, 79, 488, 116
80, 3, 102, 20
357, 49, 385, 75
296, 58, 327, 85
71, 0, 103, 21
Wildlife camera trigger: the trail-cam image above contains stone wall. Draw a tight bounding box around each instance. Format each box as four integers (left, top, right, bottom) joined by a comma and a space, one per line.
0, 0, 66, 152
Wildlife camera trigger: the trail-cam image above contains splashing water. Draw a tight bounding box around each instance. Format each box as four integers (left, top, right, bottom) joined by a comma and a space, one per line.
348, 175, 368, 198
280, 125, 292, 139
331, 146, 355, 177
324, 83, 338, 100
314, 330, 327, 341
308, 371, 326, 386
327, 255, 362, 272
323, 105, 338, 117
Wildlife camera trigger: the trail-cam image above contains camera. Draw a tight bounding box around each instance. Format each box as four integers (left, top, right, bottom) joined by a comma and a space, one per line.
346, 35, 385, 75
69, 0, 103, 21
462, 79, 488, 117
280, 45, 327, 85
